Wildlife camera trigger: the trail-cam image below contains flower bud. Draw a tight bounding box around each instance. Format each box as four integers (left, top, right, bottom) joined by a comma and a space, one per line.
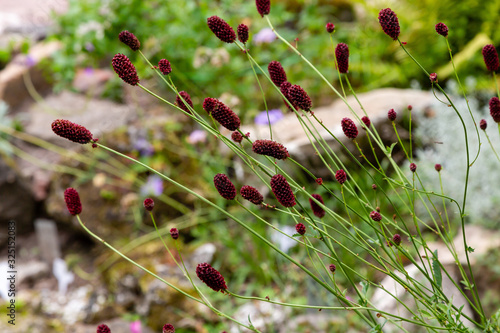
326, 23, 335, 33
361, 116, 371, 128
429, 73, 438, 83
435, 23, 448, 37
288, 84, 312, 111
158, 59, 172, 75
143, 198, 154, 211
489, 97, 500, 123
203, 97, 218, 114
64, 188, 82, 216
252, 139, 290, 160
341, 117, 358, 139
309, 193, 326, 218
112, 53, 139, 85
378, 8, 400, 40
270, 174, 296, 207
256, 0, 271, 17
295, 223, 306, 235
196, 262, 228, 292
335, 169, 347, 185
97, 324, 111, 333
212, 101, 241, 131
237, 24, 249, 44
240, 185, 264, 205
118, 30, 140, 51
335, 43, 349, 74
370, 211, 382, 222
329, 264, 336, 273
170, 228, 179, 240
392, 234, 402, 246
482, 44, 499, 72
435, 164, 442, 172
52, 119, 94, 144
214, 173, 237, 200
207, 16, 236, 43
176, 91, 194, 114
480, 119, 487, 130
268, 61, 288, 88
162, 324, 175, 333
409, 163, 417, 173
388, 108, 397, 121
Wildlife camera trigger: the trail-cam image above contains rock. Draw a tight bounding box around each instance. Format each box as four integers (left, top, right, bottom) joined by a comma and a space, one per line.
72, 68, 114, 97
228, 300, 291, 333
0, 41, 61, 110
34, 218, 61, 264
0, 158, 36, 236
371, 263, 475, 332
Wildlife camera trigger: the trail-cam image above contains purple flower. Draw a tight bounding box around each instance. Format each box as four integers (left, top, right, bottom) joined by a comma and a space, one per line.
140, 175, 163, 197
85, 42, 95, 52
130, 320, 142, 333
84, 67, 94, 75
254, 109, 284, 125
187, 129, 207, 144
133, 137, 154, 157
253, 28, 276, 44
25, 55, 36, 68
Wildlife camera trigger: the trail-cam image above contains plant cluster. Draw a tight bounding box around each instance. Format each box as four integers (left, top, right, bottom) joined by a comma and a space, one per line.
53, 1, 500, 332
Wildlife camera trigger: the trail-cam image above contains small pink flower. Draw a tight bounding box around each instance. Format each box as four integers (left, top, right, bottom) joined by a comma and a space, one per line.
130, 320, 142, 333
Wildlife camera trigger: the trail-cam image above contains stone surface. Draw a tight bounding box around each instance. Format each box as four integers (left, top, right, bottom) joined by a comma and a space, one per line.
34, 218, 61, 264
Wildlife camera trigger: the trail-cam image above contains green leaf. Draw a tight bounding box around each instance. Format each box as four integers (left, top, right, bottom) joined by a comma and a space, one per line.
467, 246, 475, 253
385, 142, 398, 155
432, 250, 443, 290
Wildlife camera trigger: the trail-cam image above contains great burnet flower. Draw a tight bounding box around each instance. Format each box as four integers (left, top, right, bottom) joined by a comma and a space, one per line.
207, 16, 236, 43
480, 119, 487, 130
378, 8, 400, 40
409, 162, 417, 173
295, 223, 306, 235
268, 61, 288, 87
162, 324, 175, 333
143, 198, 154, 211
237, 24, 249, 44
51, 119, 95, 144
256, 0, 271, 17
97, 324, 111, 333
64, 188, 82, 215
252, 139, 289, 160
309, 193, 325, 218
392, 234, 402, 246
370, 211, 382, 222
326, 22, 335, 33
482, 44, 499, 72
388, 108, 397, 121
211, 101, 241, 131
329, 264, 336, 273
170, 228, 179, 240
270, 174, 296, 207
288, 84, 312, 111
231, 131, 244, 143
196, 262, 227, 292
429, 73, 438, 83
435, 163, 442, 172
240, 185, 264, 205
489, 97, 500, 122
341, 117, 358, 139
176, 91, 194, 114
435, 23, 448, 37
112, 53, 139, 85
335, 43, 349, 74
213, 173, 236, 200
118, 30, 140, 51
335, 169, 347, 184
361, 116, 371, 128
158, 59, 172, 75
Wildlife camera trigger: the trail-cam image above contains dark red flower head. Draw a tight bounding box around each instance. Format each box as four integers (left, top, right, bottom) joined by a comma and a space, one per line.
361, 116, 371, 128
408, 105, 413, 111
388, 108, 397, 121
309, 193, 325, 218
370, 211, 382, 222
378, 8, 400, 40
158, 59, 172, 75
480, 119, 487, 130
435, 163, 442, 172
435, 23, 448, 37
52, 119, 94, 144
256, 0, 270, 17
211, 101, 241, 131
143, 198, 154, 211
252, 139, 289, 160
97, 324, 111, 333
118, 30, 140, 51
326, 22, 335, 33
489, 97, 500, 123
270, 174, 296, 207
280, 81, 297, 112
316, 178, 323, 185
295, 223, 306, 235
170, 228, 179, 240
112, 53, 139, 85
341, 117, 358, 139
240, 185, 264, 205
288, 84, 312, 111
429, 73, 438, 83
64, 188, 82, 215
335, 169, 347, 184
162, 324, 175, 333
409, 163, 417, 173
335, 43, 349, 74
196, 262, 228, 292
213, 173, 236, 200
207, 16, 236, 43
482, 44, 499, 72
237, 24, 249, 44
176, 91, 194, 114
203, 97, 219, 114
268, 61, 288, 87
329, 264, 336, 273
392, 234, 402, 246
231, 131, 244, 143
